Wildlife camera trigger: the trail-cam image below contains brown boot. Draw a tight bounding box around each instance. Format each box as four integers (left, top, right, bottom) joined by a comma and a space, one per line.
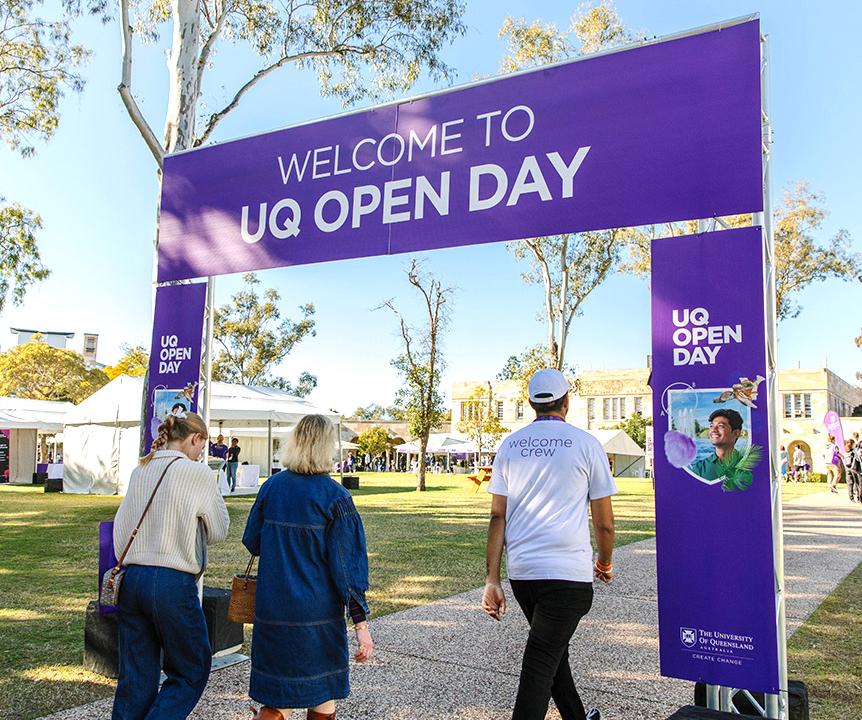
307, 709, 336, 720
250, 707, 285, 720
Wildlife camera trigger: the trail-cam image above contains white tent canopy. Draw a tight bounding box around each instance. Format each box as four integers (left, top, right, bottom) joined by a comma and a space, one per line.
587, 429, 645, 477
64, 376, 338, 428
63, 375, 338, 494
587, 429, 645, 457
393, 426, 645, 476
394, 433, 474, 454
0, 396, 73, 432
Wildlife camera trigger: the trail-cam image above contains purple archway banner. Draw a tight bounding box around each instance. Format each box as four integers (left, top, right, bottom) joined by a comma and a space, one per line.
650, 226, 779, 692
143, 282, 208, 451
157, 20, 762, 282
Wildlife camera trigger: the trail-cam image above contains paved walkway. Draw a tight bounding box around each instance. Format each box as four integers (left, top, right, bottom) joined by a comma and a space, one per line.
43, 491, 860, 720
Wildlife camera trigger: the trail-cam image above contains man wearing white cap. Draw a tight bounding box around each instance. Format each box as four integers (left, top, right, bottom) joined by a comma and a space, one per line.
482, 368, 616, 720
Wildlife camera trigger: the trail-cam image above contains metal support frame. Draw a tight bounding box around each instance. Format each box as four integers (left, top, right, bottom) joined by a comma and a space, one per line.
198, 276, 216, 448
161, 18, 785, 713
702, 33, 787, 720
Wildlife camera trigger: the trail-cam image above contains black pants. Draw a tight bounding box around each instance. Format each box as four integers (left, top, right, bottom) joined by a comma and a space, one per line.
847, 469, 860, 501
510, 579, 594, 720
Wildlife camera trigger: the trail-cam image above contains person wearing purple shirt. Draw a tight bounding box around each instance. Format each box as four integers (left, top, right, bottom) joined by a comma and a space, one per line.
209, 434, 228, 460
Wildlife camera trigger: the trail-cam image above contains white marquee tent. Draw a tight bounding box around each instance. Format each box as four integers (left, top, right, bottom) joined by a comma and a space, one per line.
63, 375, 338, 494
0, 397, 73, 483
394, 427, 645, 477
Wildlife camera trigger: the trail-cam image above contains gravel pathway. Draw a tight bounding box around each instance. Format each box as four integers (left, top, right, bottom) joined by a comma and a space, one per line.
41, 490, 861, 720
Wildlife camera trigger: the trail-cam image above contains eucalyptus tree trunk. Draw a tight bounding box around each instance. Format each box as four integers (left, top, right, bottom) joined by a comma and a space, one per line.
164, 0, 201, 153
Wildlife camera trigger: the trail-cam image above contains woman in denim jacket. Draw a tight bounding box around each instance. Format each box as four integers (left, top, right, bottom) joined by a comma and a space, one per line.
244, 414, 372, 720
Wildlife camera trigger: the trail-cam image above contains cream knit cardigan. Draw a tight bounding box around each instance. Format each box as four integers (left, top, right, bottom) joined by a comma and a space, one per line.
113, 450, 230, 575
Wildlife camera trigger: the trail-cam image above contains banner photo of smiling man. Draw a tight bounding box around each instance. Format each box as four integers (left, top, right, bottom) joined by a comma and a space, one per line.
650, 226, 779, 693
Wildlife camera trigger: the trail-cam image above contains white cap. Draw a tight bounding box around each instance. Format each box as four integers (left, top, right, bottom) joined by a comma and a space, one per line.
528, 369, 570, 403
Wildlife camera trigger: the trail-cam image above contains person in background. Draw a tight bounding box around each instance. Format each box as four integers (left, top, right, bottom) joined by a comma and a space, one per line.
111, 411, 230, 720
792, 445, 806, 483
779, 445, 788, 481
843, 439, 860, 503
209, 434, 228, 461
824, 435, 841, 493
243, 414, 372, 720
226, 438, 241, 493
483, 369, 615, 720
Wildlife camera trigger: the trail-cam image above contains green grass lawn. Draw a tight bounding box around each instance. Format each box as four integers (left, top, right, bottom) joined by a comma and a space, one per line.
0, 475, 846, 719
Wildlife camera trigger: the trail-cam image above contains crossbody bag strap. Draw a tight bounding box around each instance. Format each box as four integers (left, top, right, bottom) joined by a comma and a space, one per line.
112, 456, 181, 573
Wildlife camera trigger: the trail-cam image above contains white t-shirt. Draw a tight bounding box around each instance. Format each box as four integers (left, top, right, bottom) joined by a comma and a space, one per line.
487, 418, 617, 582
793, 448, 805, 466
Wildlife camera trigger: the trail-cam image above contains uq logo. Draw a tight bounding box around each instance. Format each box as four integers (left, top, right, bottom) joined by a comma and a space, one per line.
680, 627, 698, 648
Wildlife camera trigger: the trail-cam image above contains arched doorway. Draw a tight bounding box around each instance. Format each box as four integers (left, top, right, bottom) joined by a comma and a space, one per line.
788, 440, 812, 480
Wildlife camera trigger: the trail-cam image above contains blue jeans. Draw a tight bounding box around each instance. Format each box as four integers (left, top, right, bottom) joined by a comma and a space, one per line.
226, 461, 238, 491
112, 565, 211, 720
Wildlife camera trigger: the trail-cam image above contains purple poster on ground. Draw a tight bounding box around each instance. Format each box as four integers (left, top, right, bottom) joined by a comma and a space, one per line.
651, 226, 779, 692
157, 19, 762, 282
144, 283, 208, 451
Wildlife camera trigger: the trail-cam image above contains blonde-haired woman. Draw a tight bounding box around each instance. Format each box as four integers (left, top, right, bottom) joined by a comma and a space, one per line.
111, 412, 230, 720
244, 414, 372, 720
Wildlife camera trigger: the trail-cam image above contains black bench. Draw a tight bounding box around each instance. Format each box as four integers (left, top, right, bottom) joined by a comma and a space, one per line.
84, 587, 245, 678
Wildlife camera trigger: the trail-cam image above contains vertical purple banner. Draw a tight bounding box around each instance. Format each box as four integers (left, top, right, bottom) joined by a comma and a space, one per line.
651, 226, 779, 692
144, 283, 208, 451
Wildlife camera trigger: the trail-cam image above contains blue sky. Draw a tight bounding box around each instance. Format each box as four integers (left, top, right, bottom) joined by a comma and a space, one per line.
1, 0, 860, 414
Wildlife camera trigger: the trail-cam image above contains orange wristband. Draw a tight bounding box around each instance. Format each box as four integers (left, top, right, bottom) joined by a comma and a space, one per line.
595, 560, 613, 571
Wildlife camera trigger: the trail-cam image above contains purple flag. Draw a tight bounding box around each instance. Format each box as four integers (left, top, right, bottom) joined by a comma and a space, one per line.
144, 283, 208, 451
651, 226, 779, 692
157, 20, 762, 282
823, 411, 845, 450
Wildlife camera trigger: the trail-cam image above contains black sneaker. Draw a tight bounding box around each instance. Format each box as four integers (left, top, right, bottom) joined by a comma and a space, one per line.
586, 710, 602, 720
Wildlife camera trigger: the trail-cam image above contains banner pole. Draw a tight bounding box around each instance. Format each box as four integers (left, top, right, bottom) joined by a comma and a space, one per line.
758, 33, 788, 720
200, 276, 216, 450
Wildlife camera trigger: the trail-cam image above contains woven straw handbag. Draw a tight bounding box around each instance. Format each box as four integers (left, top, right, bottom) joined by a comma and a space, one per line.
228, 554, 257, 624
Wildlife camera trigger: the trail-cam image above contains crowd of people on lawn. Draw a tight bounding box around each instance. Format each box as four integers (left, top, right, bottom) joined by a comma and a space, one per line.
107, 368, 614, 720
779, 433, 862, 502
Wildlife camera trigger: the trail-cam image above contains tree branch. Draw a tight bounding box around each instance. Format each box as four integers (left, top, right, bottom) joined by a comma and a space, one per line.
195, 49, 344, 147
196, 0, 231, 95
117, 0, 164, 168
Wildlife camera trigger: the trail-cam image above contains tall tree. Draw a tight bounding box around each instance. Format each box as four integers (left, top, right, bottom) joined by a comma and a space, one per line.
383, 260, 452, 491
500, 2, 643, 369
0, 200, 49, 312
0, 337, 108, 402
349, 403, 403, 421
0, 0, 89, 309
104, 344, 149, 380
109, 0, 466, 168
356, 425, 392, 460
212, 272, 317, 394
772, 182, 860, 320
497, 344, 561, 400
613, 411, 651, 449
456, 385, 508, 464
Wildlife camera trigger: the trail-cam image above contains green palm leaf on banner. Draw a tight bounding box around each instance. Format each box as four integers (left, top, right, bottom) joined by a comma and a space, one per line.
719, 444, 763, 492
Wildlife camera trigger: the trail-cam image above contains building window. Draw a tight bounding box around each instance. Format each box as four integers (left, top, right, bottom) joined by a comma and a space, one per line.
603, 398, 611, 420
461, 402, 476, 421
587, 398, 595, 421
783, 393, 812, 419
517, 401, 524, 420
620, 397, 627, 419
496, 400, 504, 420
634, 396, 643, 415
